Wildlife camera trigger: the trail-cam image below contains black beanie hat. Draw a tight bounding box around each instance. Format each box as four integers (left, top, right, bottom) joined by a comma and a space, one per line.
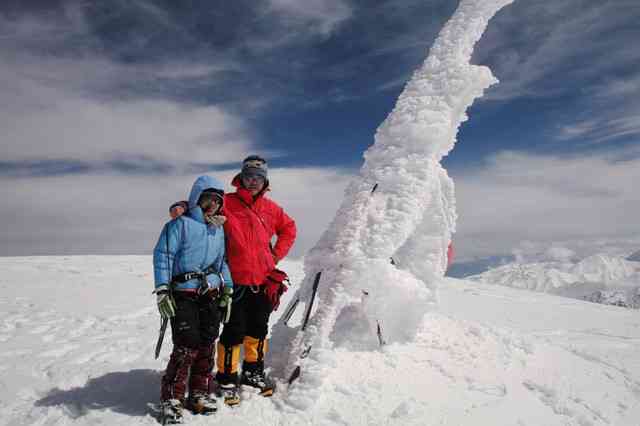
240, 155, 268, 180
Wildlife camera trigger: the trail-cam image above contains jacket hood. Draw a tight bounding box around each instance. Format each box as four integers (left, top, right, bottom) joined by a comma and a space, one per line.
188, 175, 225, 210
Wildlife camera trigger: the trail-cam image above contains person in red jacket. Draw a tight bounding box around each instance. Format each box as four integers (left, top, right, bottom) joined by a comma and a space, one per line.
172, 155, 296, 405
216, 155, 296, 404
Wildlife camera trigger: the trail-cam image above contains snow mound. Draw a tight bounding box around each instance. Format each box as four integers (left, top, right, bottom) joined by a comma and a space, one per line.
328, 260, 433, 350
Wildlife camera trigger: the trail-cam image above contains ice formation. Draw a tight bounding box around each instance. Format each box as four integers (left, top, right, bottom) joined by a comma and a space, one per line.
269, 0, 515, 401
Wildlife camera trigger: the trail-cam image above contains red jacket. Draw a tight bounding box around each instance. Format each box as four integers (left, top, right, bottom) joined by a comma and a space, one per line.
222, 177, 297, 286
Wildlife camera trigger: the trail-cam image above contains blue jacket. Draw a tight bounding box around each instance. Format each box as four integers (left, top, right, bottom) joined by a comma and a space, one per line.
153, 175, 233, 292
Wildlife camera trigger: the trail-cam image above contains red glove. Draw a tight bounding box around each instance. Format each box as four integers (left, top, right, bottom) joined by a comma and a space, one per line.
264, 269, 289, 311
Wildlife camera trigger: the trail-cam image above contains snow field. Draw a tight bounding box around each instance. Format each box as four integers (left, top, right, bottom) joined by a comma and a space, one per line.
1, 256, 640, 425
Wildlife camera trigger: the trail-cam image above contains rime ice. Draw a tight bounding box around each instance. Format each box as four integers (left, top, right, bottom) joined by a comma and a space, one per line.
270, 0, 516, 406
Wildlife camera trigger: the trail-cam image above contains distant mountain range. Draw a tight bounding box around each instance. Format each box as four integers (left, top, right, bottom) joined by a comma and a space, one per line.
446, 254, 516, 278
466, 253, 640, 309
628, 250, 640, 262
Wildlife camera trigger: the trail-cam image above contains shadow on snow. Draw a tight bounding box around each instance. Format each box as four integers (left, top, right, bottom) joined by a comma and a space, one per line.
35, 369, 161, 418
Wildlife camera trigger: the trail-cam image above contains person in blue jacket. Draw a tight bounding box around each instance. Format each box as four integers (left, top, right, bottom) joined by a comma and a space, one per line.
153, 175, 234, 423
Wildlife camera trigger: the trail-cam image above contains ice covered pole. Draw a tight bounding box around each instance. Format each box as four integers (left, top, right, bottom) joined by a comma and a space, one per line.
270, 0, 515, 402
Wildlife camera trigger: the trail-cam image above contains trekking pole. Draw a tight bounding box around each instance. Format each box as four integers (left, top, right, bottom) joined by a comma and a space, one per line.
288, 272, 322, 386
301, 271, 322, 331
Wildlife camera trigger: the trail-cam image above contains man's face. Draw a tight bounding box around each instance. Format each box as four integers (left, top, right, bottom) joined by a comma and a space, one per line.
242, 174, 265, 196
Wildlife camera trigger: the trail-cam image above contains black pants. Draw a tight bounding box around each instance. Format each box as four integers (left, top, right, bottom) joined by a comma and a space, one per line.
170, 292, 221, 349
163, 292, 220, 401
220, 286, 271, 346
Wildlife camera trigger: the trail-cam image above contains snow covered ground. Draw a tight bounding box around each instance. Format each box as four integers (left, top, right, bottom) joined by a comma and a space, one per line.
1, 255, 639, 425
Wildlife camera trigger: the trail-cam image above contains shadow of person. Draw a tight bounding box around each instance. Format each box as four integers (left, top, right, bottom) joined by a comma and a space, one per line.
35, 369, 161, 418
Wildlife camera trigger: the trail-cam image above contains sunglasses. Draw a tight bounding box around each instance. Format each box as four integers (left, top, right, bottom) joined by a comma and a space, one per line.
242, 174, 265, 183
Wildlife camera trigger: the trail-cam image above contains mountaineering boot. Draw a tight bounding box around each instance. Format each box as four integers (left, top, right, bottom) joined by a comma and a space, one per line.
241, 361, 275, 396
242, 336, 274, 396
160, 399, 183, 425
188, 344, 215, 414
188, 392, 217, 415
219, 382, 241, 406
215, 342, 242, 406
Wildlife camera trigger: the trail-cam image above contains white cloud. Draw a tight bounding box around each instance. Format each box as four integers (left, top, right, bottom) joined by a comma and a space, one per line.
266, 167, 353, 256
0, 167, 352, 257
594, 75, 640, 100
6, 144, 640, 264
267, 0, 352, 37
11, 146, 638, 266
0, 12, 257, 168
553, 74, 640, 144
556, 112, 640, 145
1, 91, 254, 166
452, 149, 640, 260
0, 4, 89, 44
0, 7, 355, 257
0, 8, 289, 256
557, 120, 599, 141
237, 0, 353, 53
476, 0, 640, 101
544, 246, 576, 262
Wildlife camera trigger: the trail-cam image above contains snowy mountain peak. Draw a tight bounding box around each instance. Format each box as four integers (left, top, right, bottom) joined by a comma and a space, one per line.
572, 254, 636, 283
469, 254, 640, 308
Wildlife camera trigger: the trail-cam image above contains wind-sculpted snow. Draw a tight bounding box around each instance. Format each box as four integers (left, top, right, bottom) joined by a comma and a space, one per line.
270, 0, 515, 407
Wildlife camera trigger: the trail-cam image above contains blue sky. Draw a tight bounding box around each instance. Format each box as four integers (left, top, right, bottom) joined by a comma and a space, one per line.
1, 0, 639, 261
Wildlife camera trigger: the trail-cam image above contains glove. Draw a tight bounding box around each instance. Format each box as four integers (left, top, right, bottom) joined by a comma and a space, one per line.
218, 286, 233, 323
265, 278, 288, 311
264, 269, 289, 311
155, 284, 176, 319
